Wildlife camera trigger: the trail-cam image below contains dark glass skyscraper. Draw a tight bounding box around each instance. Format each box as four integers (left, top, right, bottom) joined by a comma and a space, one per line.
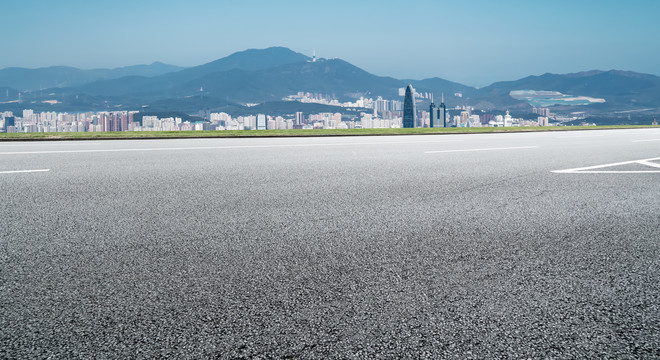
430, 97, 446, 128
430, 102, 438, 127
403, 84, 415, 128
3, 116, 15, 130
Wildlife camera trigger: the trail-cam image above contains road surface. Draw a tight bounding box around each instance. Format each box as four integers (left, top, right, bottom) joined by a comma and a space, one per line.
2, 129, 659, 358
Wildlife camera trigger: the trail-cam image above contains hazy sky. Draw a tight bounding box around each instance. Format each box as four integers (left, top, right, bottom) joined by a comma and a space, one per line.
2, 0, 659, 87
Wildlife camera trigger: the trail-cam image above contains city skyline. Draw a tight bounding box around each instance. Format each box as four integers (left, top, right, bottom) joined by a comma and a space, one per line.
2, 0, 659, 87
1, 105, 555, 134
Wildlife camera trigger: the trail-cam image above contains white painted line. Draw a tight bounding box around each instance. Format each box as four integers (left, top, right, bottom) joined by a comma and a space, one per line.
556, 134, 604, 139
552, 157, 660, 174
632, 139, 660, 142
0, 141, 105, 146
425, 146, 538, 154
558, 171, 660, 174
0, 139, 463, 155
0, 169, 50, 174
637, 160, 660, 168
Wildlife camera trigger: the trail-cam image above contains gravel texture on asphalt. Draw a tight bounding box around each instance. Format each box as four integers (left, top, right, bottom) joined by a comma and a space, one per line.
1, 130, 659, 358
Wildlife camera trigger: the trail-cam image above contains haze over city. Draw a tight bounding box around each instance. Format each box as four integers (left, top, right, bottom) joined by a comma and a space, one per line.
2, 0, 659, 86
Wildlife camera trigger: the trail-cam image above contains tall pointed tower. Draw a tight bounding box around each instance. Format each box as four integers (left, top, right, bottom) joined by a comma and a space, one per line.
403, 84, 416, 128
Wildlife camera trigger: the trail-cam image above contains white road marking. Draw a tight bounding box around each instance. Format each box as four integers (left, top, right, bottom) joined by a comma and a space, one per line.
637, 160, 660, 168
424, 146, 538, 154
552, 157, 660, 174
0, 169, 50, 174
632, 139, 660, 142
556, 134, 604, 139
0, 139, 463, 155
553, 170, 660, 174
0, 141, 108, 147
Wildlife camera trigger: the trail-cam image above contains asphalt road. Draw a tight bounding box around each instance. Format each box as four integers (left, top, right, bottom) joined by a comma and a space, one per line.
1, 129, 659, 358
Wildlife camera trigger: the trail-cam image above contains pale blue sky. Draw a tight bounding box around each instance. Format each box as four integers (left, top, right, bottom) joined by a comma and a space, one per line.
2, 0, 658, 86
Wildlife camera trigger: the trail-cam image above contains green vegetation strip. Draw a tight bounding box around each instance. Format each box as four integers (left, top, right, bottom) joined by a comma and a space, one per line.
1, 125, 658, 141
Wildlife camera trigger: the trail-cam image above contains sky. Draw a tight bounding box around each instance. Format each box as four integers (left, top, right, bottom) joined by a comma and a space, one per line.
2, 0, 659, 87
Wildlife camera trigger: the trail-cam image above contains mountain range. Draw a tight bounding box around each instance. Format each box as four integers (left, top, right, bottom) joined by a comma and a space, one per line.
1, 47, 659, 117
0, 62, 183, 91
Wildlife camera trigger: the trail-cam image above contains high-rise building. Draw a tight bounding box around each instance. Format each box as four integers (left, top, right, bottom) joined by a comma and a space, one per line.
22, 109, 34, 121
256, 114, 266, 130
420, 111, 429, 128
295, 112, 304, 126
391, 100, 403, 112
374, 96, 389, 117
460, 111, 470, 126
119, 112, 128, 132
429, 97, 446, 128
439, 101, 446, 127
403, 84, 416, 128
267, 119, 277, 130
538, 116, 548, 126
3, 116, 15, 130
533, 107, 551, 117
430, 103, 437, 127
